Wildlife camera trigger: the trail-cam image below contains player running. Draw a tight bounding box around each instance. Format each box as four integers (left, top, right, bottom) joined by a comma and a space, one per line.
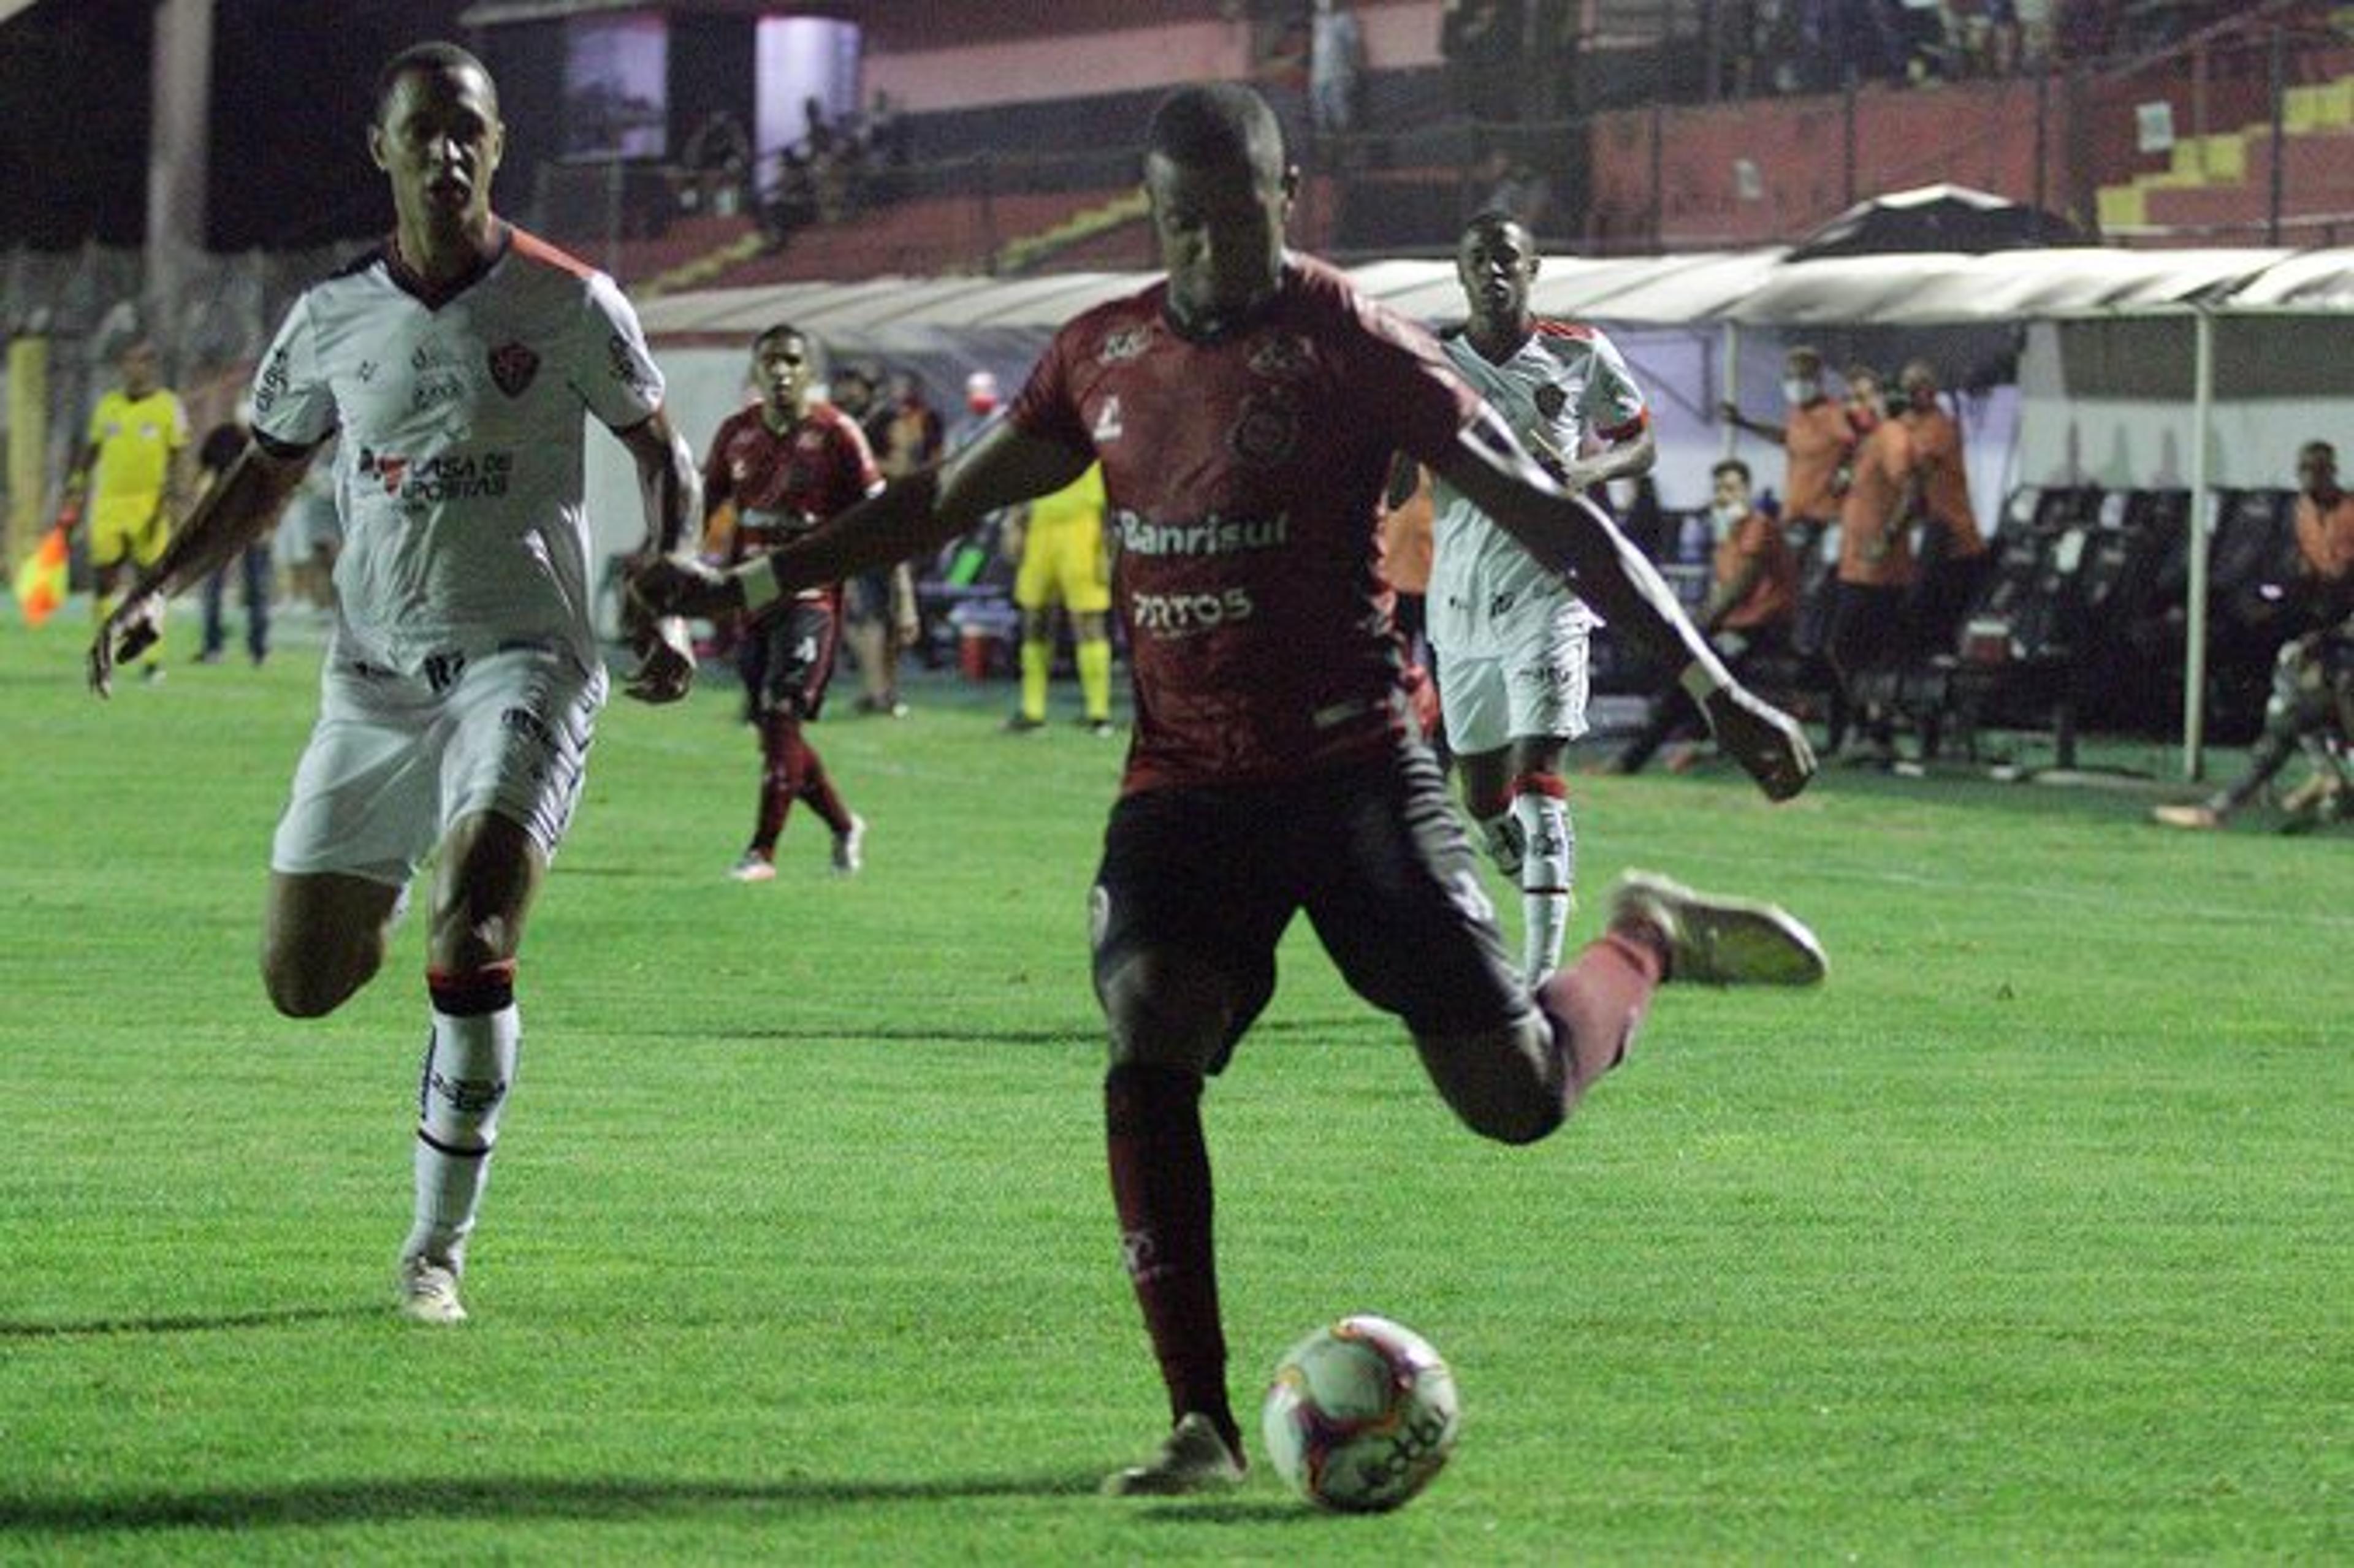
701, 324, 883, 880
86, 42, 701, 1326
631, 82, 1823, 1496
1425, 210, 1658, 984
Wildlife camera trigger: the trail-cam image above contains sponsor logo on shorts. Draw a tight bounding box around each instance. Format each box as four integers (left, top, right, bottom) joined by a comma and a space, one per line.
489, 340, 539, 397
1534, 382, 1569, 421
1488, 590, 1518, 618
1131, 587, 1253, 638
501, 705, 558, 749
423, 650, 467, 694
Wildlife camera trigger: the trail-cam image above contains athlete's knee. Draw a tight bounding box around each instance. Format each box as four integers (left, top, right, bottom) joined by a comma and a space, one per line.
261, 932, 378, 1019
1097, 949, 1232, 1075
1414, 1018, 1565, 1145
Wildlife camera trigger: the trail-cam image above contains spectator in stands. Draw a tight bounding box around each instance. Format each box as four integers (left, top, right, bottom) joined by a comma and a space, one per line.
1843, 362, 1887, 436
2154, 439, 2354, 832
1896, 358, 1992, 660
1310, 0, 1367, 139
1607, 457, 1801, 774
1826, 370, 1920, 762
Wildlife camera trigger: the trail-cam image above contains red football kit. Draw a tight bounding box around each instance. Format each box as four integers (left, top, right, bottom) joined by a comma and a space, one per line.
701, 400, 880, 607
1008, 256, 1481, 794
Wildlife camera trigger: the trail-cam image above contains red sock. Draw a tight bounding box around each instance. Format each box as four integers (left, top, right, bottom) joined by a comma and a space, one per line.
1534, 931, 1664, 1114
1105, 1063, 1238, 1449
794, 742, 853, 836
752, 717, 806, 853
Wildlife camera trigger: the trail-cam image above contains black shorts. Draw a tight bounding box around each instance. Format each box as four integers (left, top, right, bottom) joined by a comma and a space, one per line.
1827, 580, 1906, 680
1089, 742, 1526, 1067
737, 597, 840, 720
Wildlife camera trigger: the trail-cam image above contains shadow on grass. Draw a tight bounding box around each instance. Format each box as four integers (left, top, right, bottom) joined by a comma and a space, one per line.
0, 1305, 378, 1340
0, 1472, 1101, 1532
648, 1017, 1363, 1048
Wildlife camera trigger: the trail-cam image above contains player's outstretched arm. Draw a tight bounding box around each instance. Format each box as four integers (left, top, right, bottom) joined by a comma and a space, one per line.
87, 440, 311, 698
630, 421, 1091, 621
613, 408, 701, 704
1431, 409, 1815, 801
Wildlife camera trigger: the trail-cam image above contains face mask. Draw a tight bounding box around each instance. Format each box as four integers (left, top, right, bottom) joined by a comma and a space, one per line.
1710, 500, 1745, 534
1782, 378, 1814, 406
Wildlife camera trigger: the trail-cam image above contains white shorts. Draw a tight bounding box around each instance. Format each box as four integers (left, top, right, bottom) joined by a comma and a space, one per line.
271, 645, 606, 886
1437, 628, 1591, 756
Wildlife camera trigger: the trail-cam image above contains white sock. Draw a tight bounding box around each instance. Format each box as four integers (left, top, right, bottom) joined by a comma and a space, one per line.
1478, 810, 1525, 877
1512, 786, 1574, 984
404, 986, 520, 1272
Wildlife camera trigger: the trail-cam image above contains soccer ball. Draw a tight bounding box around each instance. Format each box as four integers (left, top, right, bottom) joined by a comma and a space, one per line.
1261, 1314, 1461, 1512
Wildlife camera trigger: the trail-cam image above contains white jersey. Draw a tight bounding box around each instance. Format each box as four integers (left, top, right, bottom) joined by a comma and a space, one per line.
1427, 321, 1647, 655
251, 226, 665, 678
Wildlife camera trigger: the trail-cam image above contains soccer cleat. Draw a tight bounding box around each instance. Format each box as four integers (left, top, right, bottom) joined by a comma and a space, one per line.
1100, 1412, 1247, 1498
1606, 870, 1826, 987
1004, 714, 1046, 733
831, 815, 866, 877
730, 848, 778, 883
396, 1255, 468, 1325
140, 664, 166, 685
2150, 804, 2222, 831
1084, 717, 1116, 738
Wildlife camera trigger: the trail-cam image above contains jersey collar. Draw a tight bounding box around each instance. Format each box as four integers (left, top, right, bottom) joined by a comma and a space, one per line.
384, 221, 512, 311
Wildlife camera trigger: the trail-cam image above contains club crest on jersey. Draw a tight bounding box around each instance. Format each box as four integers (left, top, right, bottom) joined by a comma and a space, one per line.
489, 341, 539, 397
1227, 391, 1299, 467
1534, 383, 1569, 421
1247, 334, 1316, 381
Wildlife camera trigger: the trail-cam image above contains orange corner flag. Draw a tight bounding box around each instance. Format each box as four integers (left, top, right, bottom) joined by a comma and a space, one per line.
14, 525, 69, 628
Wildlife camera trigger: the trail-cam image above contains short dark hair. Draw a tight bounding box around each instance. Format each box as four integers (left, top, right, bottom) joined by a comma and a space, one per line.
1712, 457, 1752, 486
753, 322, 806, 354
1145, 83, 1285, 179
373, 42, 496, 127
1461, 208, 1534, 245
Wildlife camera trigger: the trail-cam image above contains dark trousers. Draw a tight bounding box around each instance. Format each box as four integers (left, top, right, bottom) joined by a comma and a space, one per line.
202, 542, 272, 661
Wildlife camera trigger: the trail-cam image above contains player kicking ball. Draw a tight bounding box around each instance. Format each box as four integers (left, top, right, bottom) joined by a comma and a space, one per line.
631, 83, 1825, 1494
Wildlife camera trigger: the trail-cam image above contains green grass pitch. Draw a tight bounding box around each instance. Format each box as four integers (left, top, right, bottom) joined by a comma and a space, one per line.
1, 617, 2347, 1564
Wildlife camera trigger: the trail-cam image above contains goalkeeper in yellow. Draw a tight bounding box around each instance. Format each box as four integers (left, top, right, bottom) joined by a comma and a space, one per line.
63, 338, 190, 681
1006, 460, 1116, 734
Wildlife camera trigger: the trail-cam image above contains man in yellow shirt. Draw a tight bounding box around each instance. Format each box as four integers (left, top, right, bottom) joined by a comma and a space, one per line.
63, 339, 189, 680
1005, 461, 1115, 734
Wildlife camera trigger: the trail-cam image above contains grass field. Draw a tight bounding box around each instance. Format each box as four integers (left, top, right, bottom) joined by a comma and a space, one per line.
2, 614, 2347, 1564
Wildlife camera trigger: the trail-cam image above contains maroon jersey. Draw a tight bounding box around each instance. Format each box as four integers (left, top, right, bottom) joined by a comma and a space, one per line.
702, 401, 880, 587
1009, 257, 1480, 793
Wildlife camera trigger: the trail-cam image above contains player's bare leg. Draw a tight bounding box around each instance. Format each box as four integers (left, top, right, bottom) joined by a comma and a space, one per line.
262, 871, 406, 1018
397, 811, 545, 1323
1097, 946, 1247, 1497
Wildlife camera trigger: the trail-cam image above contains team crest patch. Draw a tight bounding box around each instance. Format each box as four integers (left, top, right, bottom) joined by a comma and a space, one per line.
1227, 391, 1299, 467
1534, 383, 1569, 421
489, 341, 539, 397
